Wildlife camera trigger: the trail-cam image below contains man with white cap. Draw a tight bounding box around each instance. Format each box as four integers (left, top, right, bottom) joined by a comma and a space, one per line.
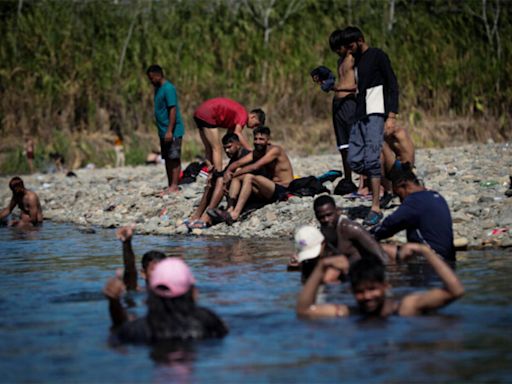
293, 225, 349, 283
104, 257, 228, 343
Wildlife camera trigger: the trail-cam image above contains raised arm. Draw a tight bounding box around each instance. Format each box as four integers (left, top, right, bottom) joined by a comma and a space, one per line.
116, 225, 138, 291
103, 274, 128, 328
398, 243, 464, 316
234, 124, 251, 150
296, 257, 350, 318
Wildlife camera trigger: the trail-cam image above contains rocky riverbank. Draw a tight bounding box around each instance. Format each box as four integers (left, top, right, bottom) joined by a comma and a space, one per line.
1, 143, 511, 248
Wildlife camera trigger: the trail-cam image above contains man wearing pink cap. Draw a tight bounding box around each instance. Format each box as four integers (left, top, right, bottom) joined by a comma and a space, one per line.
193, 97, 265, 174
104, 257, 228, 343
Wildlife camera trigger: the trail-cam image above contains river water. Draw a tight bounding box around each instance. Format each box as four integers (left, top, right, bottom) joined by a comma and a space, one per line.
0, 222, 510, 383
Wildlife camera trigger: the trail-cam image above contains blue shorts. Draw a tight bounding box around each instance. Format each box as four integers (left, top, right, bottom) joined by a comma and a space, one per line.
347, 115, 384, 178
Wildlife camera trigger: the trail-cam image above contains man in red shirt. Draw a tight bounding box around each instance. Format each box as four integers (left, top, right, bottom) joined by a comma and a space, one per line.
193, 97, 265, 173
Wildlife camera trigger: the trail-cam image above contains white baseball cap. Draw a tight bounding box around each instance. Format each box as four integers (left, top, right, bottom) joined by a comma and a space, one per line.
294, 225, 325, 263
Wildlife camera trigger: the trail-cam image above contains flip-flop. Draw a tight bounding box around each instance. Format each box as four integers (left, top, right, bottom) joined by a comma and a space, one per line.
187, 220, 210, 229
215, 209, 235, 226
206, 208, 223, 224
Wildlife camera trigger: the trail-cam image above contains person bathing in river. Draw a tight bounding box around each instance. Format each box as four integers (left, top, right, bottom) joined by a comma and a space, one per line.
313, 195, 387, 263
0, 177, 43, 227
296, 243, 464, 318
291, 225, 350, 284
104, 227, 228, 343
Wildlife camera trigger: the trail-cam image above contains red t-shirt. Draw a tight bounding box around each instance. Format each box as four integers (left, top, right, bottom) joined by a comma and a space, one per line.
194, 97, 248, 130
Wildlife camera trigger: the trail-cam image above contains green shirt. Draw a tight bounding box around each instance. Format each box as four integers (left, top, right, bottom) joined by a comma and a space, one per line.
153, 80, 184, 138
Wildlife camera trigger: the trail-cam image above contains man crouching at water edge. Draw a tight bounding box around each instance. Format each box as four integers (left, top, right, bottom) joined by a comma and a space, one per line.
0, 177, 43, 227
296, 243, 464, 318
104, 253, 228, 343
371, 163, 456, 262
213, 126, 293, 224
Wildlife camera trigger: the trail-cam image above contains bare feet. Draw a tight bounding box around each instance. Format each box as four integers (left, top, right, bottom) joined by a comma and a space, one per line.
158, 186, 180, 196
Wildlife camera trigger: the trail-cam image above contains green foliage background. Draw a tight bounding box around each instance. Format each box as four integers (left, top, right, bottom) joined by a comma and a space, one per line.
0, 0, 510, 173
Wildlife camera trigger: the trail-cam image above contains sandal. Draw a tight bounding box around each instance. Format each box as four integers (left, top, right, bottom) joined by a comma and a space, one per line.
215, 209, 235, 226
363, 210, 383, 227
206, 208, 226, 224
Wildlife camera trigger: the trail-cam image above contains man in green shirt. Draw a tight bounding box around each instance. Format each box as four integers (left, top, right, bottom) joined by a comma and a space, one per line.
146, 64, 185, 194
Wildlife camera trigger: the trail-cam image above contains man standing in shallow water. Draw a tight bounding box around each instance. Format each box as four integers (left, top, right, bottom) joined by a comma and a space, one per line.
146, 64, 185, 195
0, 177, 43, 227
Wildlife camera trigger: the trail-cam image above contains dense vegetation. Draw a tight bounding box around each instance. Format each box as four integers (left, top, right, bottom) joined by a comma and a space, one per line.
0, 0, 510, 173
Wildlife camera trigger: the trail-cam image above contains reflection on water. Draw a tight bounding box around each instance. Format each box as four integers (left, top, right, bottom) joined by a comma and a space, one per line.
0, 222, 511, 382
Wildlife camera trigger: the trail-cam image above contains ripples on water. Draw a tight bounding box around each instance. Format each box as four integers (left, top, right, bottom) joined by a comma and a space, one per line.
0, 222, 511, 383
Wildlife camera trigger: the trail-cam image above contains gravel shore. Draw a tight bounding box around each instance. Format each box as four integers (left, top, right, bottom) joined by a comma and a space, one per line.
1, 143, 511, 249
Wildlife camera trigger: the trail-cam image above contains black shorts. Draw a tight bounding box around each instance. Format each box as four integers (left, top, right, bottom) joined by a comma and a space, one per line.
160, 137, 182, 161
332, 94, 356, 150
271, 183, 288, 202
193, 116, 217, 129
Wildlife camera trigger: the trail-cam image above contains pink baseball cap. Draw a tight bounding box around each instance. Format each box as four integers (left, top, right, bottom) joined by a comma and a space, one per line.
149, 258, 196, 298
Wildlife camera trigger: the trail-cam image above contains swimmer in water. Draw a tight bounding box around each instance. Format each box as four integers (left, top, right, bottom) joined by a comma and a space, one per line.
0, 177, 43, 227
103, 256, 228, 343
297, 243, 464, 318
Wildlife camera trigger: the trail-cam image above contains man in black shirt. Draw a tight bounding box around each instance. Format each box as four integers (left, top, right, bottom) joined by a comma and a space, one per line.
343, 26, 399, 226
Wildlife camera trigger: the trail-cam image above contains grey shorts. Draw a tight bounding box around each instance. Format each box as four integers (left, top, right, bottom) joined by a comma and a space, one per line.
160, 137, 182, 161
347, 115, 384, 178
332, 95, 356, 150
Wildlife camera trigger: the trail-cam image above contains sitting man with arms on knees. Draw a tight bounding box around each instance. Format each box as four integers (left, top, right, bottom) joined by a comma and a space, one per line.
104, 256, 228, 343
296, 243, 464, 318
0, 177, 43, 227
371, 163, 456, 262
313, 195, 387, 263
187, 133, 251, 229
212, 126, 294, 224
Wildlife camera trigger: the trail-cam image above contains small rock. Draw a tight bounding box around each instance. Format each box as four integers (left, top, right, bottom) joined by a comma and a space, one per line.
453, 237, 468, 249
175, 225, 189, 235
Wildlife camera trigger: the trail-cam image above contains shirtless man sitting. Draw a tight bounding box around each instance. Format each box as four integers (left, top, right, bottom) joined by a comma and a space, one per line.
0, 177, 43, 227
215, 126, 294, 224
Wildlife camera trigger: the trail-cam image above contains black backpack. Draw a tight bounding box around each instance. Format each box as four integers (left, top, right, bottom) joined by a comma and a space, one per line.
288, 176, 330, 197
179, 161, 205, 185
